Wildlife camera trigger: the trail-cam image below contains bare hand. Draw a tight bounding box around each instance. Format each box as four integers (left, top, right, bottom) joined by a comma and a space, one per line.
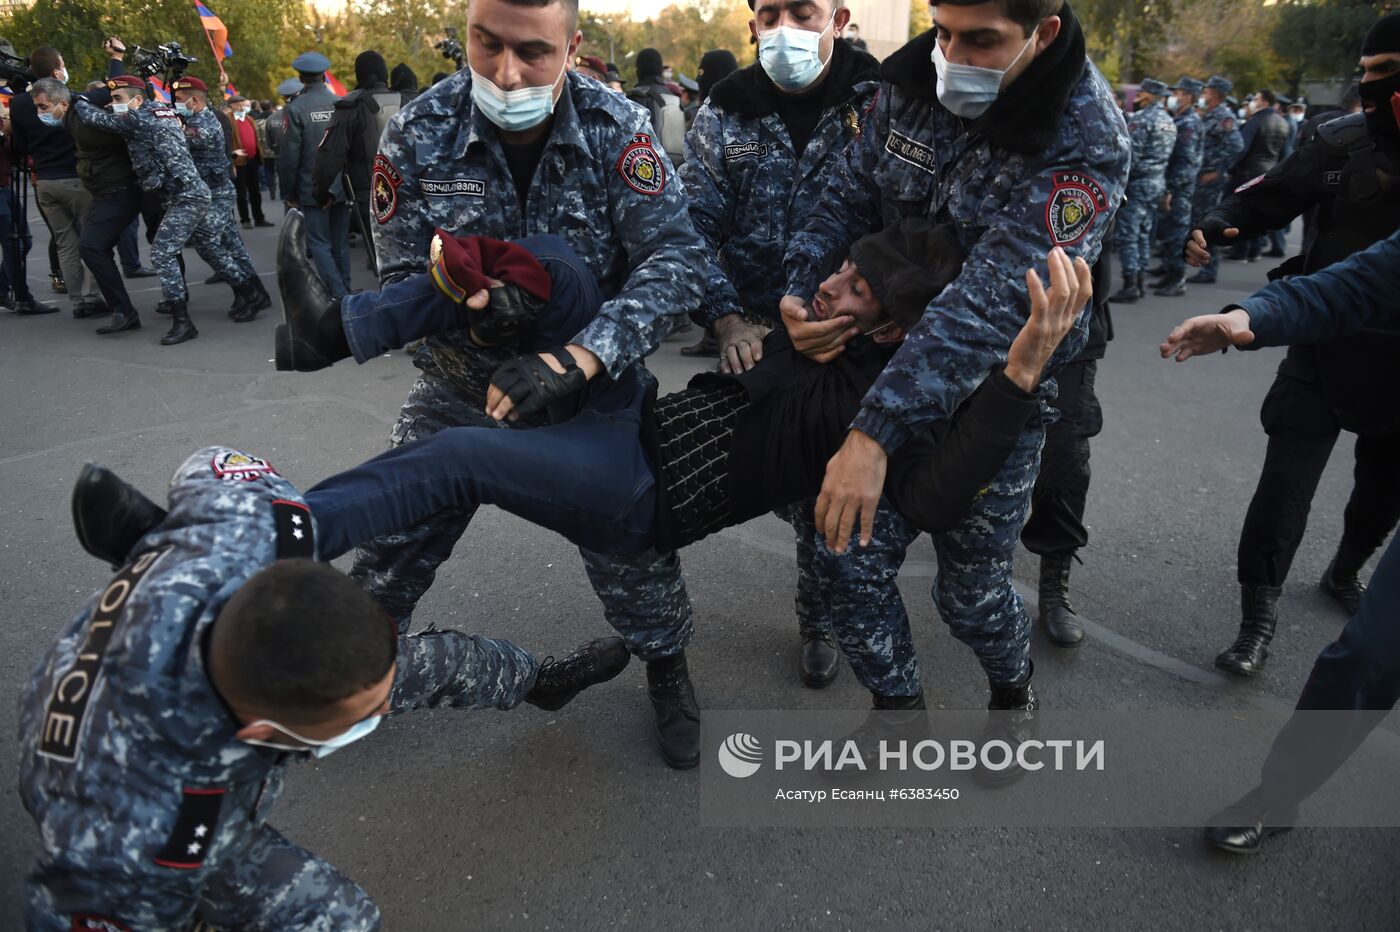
714, 314, 771, 373
1159, 307, 1255, 361
779, 294, 859, 362
1159, 192, 1172, 211
1005, 248, 1092, 392
485, 343, 602, 421
1184, 226, 1239, 267
104, 37, 126, 60
815, 430, 887, 554
1199, 171, 1220, 185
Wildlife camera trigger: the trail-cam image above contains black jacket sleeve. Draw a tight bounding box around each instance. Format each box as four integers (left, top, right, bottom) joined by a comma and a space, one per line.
883, 369, 1039, 533
311, 99, 357, 208
1201, 136, 1333, 243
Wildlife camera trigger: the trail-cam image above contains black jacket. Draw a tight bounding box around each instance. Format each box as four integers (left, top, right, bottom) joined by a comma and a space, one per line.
1235, 108, 1291, 182
9, 89, 78, 180
65, 85, 141, 198
312, 82, 412, 205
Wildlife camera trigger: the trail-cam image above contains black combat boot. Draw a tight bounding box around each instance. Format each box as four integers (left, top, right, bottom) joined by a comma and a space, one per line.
974, 662, 1039, 788
71, 463, 169, 568
95, 308, 141, 334
524, 637, 631, 711
154, 300, 174, 316
160, 301, 198, 345
1153, 271, 1188, 297
1038, 551, 1084, 647
1215, 585, 1282, 677
800, 630, 840, 688
275, 210, 351, 371
850, 691, 927, 768
1108, 272, 1142, 303
1203, 787, 1296, 855
647, 652, 702, 769
230, 276, 273, 323
1319, 538, 1372, 616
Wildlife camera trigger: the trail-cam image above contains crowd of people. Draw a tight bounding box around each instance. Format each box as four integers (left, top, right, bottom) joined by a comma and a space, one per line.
9, 0, 1400, 927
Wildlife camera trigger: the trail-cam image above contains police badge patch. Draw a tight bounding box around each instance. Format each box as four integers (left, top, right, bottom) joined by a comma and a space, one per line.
211, 450, 276, 482
617, 133, 666, 195
1045, 172, 1107, 247
372, 154, 403, 224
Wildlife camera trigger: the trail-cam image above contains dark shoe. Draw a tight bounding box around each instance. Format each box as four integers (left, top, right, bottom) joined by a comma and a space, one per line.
204, 271, 226, 285
800, 631, 840, 688
240, 220, 253, 229
0, 291, 14, 310
1204, 790, 1296, 854
51, 274, 67, 294
15, 298, 59, 315
72, 302, 110, 319
123, 266, 157, 279
680, 331, 719, 358
850, 691, 928, 767
230, 278, 272, 323
647, 652, 702, 769
1319, 539, 1372, 616
974, 663, 1039, 788
160, 302, 198, 345
1108, 273, 1142, 304
95, 310, 141, 334
524, 637, 631, 711
71, 463, 168, 568
1038, 552, 1084, 647
1262, 248, 1287, 259
1153, 273, 1188, 297
254, 219, 275, 228
1146, 263, 1169, 277
1225, 246, 1248, 261
1215, 585, 1282, 676
1186, 271, 1216, 285
275, 210, 349, 371
154, 300, 174, 316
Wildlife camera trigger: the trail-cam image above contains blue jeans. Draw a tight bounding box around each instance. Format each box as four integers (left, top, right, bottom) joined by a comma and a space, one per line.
303, 204, 351, 299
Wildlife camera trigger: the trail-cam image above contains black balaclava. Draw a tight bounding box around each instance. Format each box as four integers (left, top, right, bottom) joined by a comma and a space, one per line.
354, 50, 389, 89
636, 48, 664, 82
1359, 11, 1400, 140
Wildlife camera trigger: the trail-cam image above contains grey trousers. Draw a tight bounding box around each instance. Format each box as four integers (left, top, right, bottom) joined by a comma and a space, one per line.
34, 178, 100, 306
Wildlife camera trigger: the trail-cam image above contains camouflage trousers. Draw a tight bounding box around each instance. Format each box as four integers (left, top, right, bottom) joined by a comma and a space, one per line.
351, 371, 694, 660
1115, 194, 1158, 276
152, 189, 212, 303
188, 183, 256, 285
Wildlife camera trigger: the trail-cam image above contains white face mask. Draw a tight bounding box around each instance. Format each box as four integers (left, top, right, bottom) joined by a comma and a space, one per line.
931, 33, 1034, 119
54, 67, 68, 84
1197, 96, 1207, 110
242, 715, 382, 759
757, 14, 835, 92
110, 101, 130, 115
469, 58, 567, 133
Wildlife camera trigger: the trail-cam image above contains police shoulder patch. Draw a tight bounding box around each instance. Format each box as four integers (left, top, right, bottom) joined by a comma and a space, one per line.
617, 133, 666, 196
211, 450, 276, 482
71, 915, 133, 931
372, 154, 403, 224
153, 787, 225, 869
273, 499, 315, 559
1045, 171, 1107, 247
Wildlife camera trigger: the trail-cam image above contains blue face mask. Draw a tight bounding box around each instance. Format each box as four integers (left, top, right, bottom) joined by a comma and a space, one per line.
38, 111, 62, 126
757, 14, 835, 92
174, 102, 190, 115
243, 714, 382, 759
470, 60, 566, 133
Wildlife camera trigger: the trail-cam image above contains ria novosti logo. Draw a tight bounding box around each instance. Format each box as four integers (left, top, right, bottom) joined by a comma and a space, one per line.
717, 733, 764, 778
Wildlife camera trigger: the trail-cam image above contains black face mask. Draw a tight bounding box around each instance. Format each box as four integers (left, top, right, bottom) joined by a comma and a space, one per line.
1359, 70, 1400, 141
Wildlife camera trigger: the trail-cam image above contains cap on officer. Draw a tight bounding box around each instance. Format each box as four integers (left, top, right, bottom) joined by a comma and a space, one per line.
677, 73, 699, 94
170, 76, 208, 93
1139, 78, 1169, 98
1206, 74, 1233, 94
1276, 93, 1294, 106
574, 55, 607, 81
106, 74, 146, 91
1171, 76, 1204, 95
276, 77, 304, 97
291, 51, 331, 77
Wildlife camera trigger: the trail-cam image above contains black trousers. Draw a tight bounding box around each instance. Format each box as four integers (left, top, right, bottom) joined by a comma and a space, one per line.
1021, 358, 1104, 557
78, 185, 143, 316
235, 159, 264, 224
1238, 366, 1400, 587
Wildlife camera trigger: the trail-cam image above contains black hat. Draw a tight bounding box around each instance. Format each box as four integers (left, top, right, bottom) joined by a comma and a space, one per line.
354, 50, 388, 88
636, 48, 664, 80
698, 49, 739, 100
849, 219, 966, 331
390, 63, 418, 92
1362, 11, 1400, 55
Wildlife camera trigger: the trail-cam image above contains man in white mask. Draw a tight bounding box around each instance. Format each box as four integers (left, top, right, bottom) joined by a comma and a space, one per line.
778, 0, 1130, 775
363, 0, 714, 771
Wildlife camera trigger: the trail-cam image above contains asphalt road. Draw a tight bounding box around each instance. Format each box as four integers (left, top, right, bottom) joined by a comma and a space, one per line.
1, 211, 1395, 930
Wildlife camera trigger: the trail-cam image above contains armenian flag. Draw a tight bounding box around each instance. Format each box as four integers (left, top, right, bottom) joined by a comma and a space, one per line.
193, 1, 234, 63
324, 71, 347, 96
148, 76, 171, 103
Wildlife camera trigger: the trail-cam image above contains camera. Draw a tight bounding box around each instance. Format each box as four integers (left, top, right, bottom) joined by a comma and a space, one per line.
0, 46, 35, 87
434, 28, 464, 71
130, 42, 197, 81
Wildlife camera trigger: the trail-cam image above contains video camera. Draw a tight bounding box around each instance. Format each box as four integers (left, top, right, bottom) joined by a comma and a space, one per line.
0, 46, 35, 87
130, 42, 197, 81
434, 27, 464, 71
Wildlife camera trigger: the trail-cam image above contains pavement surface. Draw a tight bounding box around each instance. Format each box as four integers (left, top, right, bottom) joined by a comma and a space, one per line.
1, 211, 1396, 930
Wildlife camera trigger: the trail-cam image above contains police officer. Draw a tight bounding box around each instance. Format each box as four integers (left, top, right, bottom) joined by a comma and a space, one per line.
780, 0, 1129, 736
1109, 77, 1175, 302
67, 75, 213, 344
1150, 76, 1204, 296
364, 0, 710, 769
171, 76, 271, 334
20, 451, 628, 928
1185, 74, 1244, 284
280, 51, 351, 298
313, 50, 412, 277
1184, 11, 1400, 678
680, 0, 888, 690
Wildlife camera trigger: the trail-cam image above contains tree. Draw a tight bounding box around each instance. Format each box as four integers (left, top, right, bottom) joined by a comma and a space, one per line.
1271, 0, 1378, 95
910, 0, 932, 39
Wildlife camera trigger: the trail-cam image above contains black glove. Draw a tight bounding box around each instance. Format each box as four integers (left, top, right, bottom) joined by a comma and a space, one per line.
1195, 213, 1237, 248
489, 348, 586, 419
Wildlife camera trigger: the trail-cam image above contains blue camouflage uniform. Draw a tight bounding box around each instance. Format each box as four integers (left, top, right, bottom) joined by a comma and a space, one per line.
364, 71, 706, 660
74, 96, 212, 304
19, 446, 539, 930
783, 14, 1130, 688
1117, 99, 1176, 277
679, 43, 917, 690
181, 106, 258, 287
1192, 102, 1245, 280
1156, 104, 1204, 276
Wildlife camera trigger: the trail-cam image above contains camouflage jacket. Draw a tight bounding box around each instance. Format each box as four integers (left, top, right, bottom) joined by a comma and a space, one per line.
1165, 107, 1204, 199
73, 97, 208, 198
1200, 103, 1245, 178
370, 70, 707, 380
1125, 101, 1176, 199
181, 105, 234, 191
783, 12, 1130, 453
679, 41, 881, 327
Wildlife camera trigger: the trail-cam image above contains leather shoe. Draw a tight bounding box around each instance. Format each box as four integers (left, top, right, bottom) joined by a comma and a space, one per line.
647, 652, 702, 769
51, 274, 67, 294
72, 302, 111, 319
254, 219, 275, 228
1204, 790, 1296, 854
123, 266, 158, 279
800, 631, 840, 688
524, 637, 630, 711
275, 209, 348, 370
1186, 271, 1216, 284
15, 298, 59, 315
71, 463, 168, 568
96, 310, 141, 334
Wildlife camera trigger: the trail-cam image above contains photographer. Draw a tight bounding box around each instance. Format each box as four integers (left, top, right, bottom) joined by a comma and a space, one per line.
0, 95, 56, 314
9, 44, 106, 316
